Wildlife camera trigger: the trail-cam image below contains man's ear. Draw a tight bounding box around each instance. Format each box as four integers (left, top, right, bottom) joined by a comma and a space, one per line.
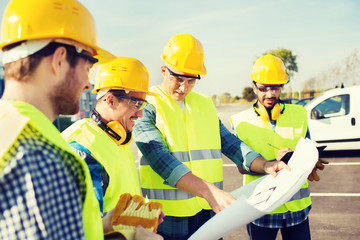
161, 65, 166, 77
252, 83, 257, 94
51, 46, 67, 76
105, 94, 115, 107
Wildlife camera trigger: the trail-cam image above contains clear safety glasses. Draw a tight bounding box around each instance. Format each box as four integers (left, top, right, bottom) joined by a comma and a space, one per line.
166, 66, 200, 86
113, 95, 148, 110
255, 84, 283, 93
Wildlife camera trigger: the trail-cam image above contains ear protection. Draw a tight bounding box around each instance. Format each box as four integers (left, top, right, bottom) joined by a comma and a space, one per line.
90, 110, 132, 145
253, 101, 285, 122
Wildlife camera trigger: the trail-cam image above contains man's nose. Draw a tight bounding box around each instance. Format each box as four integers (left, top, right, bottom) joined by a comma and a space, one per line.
179, 81, 189, 92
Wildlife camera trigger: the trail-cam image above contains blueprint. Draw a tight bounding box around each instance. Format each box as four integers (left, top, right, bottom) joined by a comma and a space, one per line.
188, 138, 318, 240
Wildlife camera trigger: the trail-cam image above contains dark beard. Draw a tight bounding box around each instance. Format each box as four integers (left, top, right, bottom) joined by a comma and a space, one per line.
50, 67, 80, 116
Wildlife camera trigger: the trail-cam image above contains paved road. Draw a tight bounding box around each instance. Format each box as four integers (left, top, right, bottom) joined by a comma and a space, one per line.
132, 103, 360, 239
218, 103, 360, 240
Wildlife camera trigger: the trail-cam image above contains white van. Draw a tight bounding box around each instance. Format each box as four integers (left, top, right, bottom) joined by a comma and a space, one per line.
305, 85, 360, 151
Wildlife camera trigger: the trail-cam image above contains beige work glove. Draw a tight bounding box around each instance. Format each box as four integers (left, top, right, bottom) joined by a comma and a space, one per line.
106, 193, 163, 240
308, 158, 329, 181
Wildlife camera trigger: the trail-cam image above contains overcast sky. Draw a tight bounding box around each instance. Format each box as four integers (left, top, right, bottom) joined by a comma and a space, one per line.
1, 0, 359, 96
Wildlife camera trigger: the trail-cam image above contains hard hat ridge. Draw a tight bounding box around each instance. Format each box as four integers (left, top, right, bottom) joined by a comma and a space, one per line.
251, 54, 288, 85
93, 56, 155, 96
0, 0, 115, 63
161, 33, 207, 75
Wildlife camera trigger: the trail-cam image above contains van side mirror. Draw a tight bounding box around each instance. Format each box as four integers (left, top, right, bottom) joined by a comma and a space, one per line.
311, 109, 320, 120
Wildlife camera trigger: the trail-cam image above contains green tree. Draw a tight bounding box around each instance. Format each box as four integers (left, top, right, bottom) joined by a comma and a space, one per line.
262, 48, 298, 82
242, 87, 256, 102
220, 93, 231, 104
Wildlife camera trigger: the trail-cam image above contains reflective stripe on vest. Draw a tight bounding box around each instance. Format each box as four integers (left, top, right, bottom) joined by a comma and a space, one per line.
62, 119, 141, 212
0, 101, 103, 240
142, 182, 223, 200
140, 86, 223, 217
230, 104, 311, 214
140, 149, 222, 165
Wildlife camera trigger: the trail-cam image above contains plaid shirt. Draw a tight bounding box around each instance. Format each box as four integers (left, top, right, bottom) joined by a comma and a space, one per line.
0, 124, 86, 239
133, 103, 262, 236
252, 206, 312, 228
69, 142, 109, 217
245, 118, 312, 228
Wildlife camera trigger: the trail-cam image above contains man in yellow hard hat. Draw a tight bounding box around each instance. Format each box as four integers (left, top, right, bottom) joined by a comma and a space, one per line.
133, 34, 290, 240
62, 57, 164, 240
229, 54, 312, 240
0, 0, 115, 239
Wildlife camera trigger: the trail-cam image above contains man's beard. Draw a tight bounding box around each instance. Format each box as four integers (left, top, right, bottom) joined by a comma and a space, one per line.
50, 67, 81, 116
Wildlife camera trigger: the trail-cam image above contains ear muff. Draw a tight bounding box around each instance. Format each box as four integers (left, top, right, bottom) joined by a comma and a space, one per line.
90, 110, 132, 145
106, 121, 133, 145
253, 102, 285, 121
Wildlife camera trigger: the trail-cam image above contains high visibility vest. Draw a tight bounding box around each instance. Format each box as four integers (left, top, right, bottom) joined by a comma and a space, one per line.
140, 86, 223, 217
62, 119, 141, 212
230, 104, 311, 214
0, 101, 103, 240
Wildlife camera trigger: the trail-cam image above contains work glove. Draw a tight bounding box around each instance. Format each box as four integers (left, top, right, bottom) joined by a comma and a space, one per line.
308, 158, 329, 181
106, 193, 163, 240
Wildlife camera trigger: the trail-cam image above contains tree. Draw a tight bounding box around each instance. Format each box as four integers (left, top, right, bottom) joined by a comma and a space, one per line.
262, 48, 298, 82
242, 87, 256, 102
303, 49, 360, 91
220, 93, 231, 104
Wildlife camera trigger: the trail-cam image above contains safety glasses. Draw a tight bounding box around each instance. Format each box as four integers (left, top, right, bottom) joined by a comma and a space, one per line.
38, 41, 98, 64
255, 84, 283, 93
166, 66, 200, 86
113, 95, 148, 110
74, 49, 98, 64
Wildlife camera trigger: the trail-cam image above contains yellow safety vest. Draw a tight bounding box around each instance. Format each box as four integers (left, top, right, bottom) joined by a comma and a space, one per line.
62, 119, 141, 212
230, 104, 311, 214
140, 86, 223, 217
0, 101, 103, 240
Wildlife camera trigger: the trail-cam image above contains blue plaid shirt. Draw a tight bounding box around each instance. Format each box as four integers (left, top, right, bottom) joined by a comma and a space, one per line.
69, 142, 109, 217
133, 102, 262, 236
0, 124, 86, 239
237, 118, 312, 229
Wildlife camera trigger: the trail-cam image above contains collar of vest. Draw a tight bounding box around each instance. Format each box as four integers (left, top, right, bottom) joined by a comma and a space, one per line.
9, 100, 76, 155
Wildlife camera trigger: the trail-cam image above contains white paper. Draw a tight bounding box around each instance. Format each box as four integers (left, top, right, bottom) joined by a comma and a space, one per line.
188, 138, 318, 240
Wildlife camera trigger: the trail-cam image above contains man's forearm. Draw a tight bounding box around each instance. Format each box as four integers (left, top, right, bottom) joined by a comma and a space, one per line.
249, 156, 268, 174
175, 172, 212, 199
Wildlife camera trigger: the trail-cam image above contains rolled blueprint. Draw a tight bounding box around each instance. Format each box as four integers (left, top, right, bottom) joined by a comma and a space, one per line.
188, 138, 318, 240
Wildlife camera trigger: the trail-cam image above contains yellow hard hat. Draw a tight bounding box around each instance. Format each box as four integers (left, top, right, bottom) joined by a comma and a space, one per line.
161, 33, 207, 75
0, 0, 114, 62
92, 56, 153, 95
251, 54, 288, 84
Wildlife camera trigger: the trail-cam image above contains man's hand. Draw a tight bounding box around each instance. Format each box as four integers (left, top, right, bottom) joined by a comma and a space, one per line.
275, 148, 292, 161
250, 156, 291, 177
104, 193, 163, 240
103, 208, 115, 234
135, 226, 164, 240
308, 158, 329, 181
264, 160, 291, 177
104, 225, 163, 240
176, 172, 235, 213
204, 183, 236, 213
